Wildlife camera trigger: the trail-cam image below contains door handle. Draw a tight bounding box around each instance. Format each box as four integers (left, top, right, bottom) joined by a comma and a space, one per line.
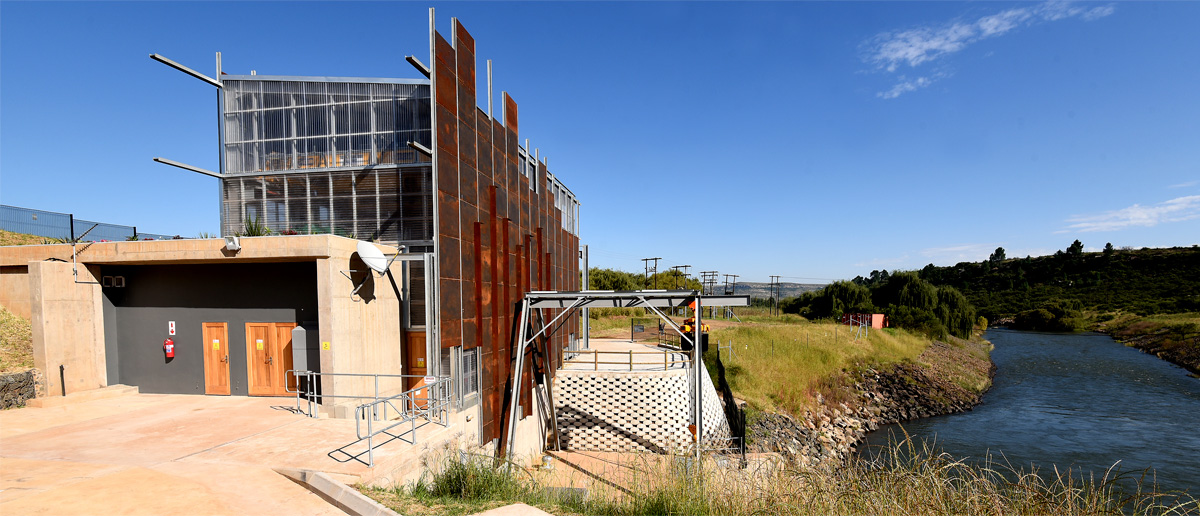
267, 356, 274, 365
222, 355, 229, 363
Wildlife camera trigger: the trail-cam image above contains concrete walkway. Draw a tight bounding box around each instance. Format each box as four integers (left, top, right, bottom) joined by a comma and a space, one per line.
0, 391, 456, 515
561, 338, 690, 372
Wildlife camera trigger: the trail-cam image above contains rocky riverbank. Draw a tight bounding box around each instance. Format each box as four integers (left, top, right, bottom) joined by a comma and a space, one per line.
1102, 319, 1200, 377
745, 337, 995, 466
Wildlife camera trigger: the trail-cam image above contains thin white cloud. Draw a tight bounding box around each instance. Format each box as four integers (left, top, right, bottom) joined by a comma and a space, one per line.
863, 1, 1114, 98
1063, 195, 1200, 233
1169, 180, 1198, 189
878, 73, 948, 99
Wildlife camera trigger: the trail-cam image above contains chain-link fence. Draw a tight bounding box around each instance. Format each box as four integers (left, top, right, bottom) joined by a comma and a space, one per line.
1, 205, 178, 242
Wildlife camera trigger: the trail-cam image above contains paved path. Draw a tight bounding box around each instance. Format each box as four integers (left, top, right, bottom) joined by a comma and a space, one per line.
0, 392, 453, 515
561, 338, 690, 372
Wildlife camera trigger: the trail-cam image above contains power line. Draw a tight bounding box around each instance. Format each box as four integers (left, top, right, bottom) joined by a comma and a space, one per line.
641, 257, 661, 289
769, 275, 781, 316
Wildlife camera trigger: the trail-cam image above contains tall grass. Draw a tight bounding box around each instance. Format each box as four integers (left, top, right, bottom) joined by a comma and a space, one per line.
366, 438, 1197, 516
709, 321, 930, 413
0, 306, 34, 373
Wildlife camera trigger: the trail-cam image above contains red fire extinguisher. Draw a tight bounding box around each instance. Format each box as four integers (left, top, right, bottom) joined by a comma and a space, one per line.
164, 338, 175, 358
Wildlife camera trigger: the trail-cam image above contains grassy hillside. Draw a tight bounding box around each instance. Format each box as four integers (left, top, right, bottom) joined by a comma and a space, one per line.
1, 306, 34, 373
0, 229, 59, 246
589, 308, 983, 415
917, 245, 1200, 320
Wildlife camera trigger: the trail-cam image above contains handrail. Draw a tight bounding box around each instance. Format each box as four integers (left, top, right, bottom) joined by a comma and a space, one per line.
285, 370, 433, 418
353, 377, 452, 467
284, 370, 453, 468
563, 349, 691, 371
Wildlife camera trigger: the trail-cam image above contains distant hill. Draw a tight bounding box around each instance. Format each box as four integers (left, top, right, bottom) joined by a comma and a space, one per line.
916, 245, 1200, 319
732, 282, 824, 300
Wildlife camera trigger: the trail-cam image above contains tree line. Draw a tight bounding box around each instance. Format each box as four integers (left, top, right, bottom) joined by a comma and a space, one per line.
905, 242, 1197, 331
781, 272, 979, 339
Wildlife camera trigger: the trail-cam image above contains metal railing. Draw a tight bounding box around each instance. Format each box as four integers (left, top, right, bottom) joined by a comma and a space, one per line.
565, 349, 691, 371
1, 205, 177, 242
355, 377, 451, 467
286, 370, 452, 467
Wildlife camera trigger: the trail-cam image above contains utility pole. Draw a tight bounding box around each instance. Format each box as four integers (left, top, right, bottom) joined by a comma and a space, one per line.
723, 274, 738, 295
670, 265, 691, 290
701, 271, 718, 317
769, 275, 781, 317
642, 257, 661, 289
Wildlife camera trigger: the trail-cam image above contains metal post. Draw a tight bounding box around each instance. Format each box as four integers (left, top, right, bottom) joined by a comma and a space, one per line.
68, 214, 75, 241
582, 245, 589, 350
629, 349, 633, 371
505, 299, 530, 464
693, 296, 702, 461
215, 52, 227, 236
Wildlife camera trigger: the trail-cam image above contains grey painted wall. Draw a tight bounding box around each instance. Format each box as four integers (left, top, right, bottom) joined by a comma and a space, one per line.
101, 262, 318, 396
103, 293, 118, 384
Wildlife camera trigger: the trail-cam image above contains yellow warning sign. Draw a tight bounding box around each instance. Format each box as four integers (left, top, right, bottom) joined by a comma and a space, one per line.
322, 341, 331, 350
256, 339, 264, 350
212, 339, 220, 350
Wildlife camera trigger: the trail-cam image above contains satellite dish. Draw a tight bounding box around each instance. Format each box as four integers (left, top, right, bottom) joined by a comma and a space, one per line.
356, 241, 391, 274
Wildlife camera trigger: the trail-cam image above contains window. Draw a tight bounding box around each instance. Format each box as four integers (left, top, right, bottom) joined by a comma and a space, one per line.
407, 261, 426, 327
461, 347, 480, 400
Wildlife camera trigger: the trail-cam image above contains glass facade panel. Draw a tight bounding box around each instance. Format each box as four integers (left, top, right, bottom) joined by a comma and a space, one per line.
223, 79, 430, 175
222, 166, 433, 245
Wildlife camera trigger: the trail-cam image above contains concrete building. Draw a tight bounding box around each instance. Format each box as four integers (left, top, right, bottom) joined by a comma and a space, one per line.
1, 13, 581, 458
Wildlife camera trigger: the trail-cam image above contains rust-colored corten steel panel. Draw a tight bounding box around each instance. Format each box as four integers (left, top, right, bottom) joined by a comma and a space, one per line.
504, 93, 518, 135
505, 129, 519, 221
492, 119, 507, 220
454, 20, 476, 88
436, 105, 458, 156
431, 22, 579, 449
477, 109, 493, 181
441, 285, 462, 349
459, 127, 478, 200
435, 35, 457, 112
472, 223, 484, 351
437, 192, 459, 260
460, 203, 477, 244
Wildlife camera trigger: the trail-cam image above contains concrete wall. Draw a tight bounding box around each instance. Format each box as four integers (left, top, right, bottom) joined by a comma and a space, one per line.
5, 235, 406, 404
102, 263, 318, 395
0, 265, 31, 318
316, 250, 409, 417
29, 261, 106, 396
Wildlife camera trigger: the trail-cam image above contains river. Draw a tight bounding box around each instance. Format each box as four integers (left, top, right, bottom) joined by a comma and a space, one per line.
862, 328, 1200, 495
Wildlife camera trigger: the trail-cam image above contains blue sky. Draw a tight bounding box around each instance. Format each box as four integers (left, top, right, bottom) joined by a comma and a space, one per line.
2, 1, 1197, 283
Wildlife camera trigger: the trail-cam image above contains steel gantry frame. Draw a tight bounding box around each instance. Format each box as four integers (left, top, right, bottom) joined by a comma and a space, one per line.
503, 290, 750, 463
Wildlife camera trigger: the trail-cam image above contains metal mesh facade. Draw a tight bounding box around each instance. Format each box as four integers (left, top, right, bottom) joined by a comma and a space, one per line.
219, 77, 434, 244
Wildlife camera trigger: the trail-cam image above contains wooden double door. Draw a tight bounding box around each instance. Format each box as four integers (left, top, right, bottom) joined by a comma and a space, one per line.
202, 322, 295, 397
